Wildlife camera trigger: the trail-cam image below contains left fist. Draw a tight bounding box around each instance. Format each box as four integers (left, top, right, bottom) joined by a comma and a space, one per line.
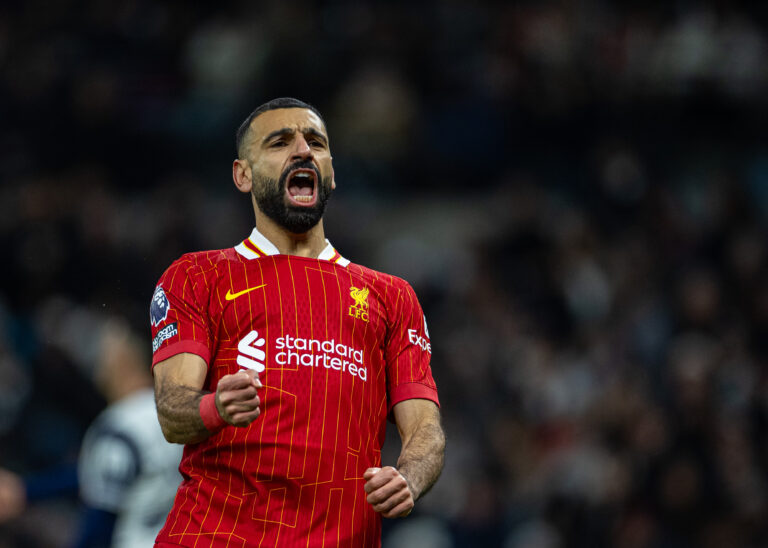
363, 466, 414, 518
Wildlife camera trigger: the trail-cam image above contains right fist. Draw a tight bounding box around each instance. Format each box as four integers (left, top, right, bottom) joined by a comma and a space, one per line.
215, 369, 262, 427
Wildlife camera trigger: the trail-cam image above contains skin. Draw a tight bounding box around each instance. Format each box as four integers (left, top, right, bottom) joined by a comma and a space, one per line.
0, 469, 25, 522
364, 399, 445, 518
154, 106, 446, 519
97, 321, 154, 403
232, 108, 335, 258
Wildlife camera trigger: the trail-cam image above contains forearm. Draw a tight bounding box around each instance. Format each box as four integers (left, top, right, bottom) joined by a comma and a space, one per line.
155, 382, 212, 444
396, 417, 445, 500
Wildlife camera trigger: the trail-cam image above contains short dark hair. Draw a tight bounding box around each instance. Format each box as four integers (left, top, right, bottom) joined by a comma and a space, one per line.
236, 97, 325, 157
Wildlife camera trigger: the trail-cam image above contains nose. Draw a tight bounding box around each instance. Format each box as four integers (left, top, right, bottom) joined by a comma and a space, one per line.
291, 134, 312, 161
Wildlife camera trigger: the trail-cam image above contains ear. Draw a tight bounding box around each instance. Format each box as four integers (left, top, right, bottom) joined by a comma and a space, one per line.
233, 159, 252, 194
331, 165, 336, 190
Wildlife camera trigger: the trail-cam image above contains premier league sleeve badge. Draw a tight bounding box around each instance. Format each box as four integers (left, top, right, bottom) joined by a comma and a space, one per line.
150, 286, 170, 327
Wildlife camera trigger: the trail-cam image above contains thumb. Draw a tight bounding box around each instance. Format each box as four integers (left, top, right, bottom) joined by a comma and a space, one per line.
242, 368, 262, 388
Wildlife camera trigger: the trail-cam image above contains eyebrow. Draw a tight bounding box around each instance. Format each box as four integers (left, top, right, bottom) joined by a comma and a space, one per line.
262, 127, 328, 145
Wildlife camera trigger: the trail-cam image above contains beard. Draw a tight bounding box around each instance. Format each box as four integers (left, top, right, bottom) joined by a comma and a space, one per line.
251, 161, 333, 234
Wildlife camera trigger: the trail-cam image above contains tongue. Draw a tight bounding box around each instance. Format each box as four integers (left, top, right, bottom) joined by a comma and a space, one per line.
288, 182, 313, 197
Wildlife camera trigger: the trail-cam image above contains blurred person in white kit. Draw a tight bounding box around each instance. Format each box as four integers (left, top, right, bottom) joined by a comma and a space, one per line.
0, 320, 183, 547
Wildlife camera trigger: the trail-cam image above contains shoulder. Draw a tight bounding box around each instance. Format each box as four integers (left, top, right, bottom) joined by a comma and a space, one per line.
164, 247, 242, 275
99, 389, 160, 429
345, 262, 421, 316
82, 390, 181, 469
85, 390, 159, 449
156, 247, 243, 292
79, 414, 144, 494
345, 262, 413, 292
79, 405, 146, 509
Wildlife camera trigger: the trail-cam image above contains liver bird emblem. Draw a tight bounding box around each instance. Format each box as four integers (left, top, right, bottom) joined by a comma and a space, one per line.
349, 286, 369, 309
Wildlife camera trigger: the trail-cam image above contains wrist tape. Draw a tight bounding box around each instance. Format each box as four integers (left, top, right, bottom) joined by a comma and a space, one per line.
199, 393, 227, 433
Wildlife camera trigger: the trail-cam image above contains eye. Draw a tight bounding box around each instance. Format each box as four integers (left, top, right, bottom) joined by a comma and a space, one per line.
270, 140, 287, 148
308, 138, 326, 148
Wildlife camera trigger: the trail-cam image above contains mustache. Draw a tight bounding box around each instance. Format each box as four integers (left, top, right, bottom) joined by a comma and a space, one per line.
279, 160, 321, 185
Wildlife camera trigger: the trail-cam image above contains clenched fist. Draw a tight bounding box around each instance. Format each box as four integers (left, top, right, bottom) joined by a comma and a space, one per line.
215, 370, 262, 427
363, 466, 414, 518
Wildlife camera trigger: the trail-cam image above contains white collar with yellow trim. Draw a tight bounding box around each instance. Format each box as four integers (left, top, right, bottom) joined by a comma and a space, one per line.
234, 227, 350, 267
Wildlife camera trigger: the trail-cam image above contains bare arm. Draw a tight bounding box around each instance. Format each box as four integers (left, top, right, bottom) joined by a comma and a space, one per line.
393, 399, 445, 499
154, 353, 262, 444
364, 399, 445, 518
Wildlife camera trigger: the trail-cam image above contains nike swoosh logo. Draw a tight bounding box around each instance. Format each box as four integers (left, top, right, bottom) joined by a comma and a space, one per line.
225, 284, 267, 301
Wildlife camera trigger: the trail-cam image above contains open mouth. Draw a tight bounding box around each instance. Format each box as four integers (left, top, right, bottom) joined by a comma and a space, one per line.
285, 168, 318, 207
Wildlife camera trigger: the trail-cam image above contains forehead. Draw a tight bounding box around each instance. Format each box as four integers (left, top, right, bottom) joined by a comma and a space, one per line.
249, 108, 326, 139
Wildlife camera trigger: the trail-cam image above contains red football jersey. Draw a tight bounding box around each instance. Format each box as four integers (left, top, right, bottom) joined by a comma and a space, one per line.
150, 227, 439, 548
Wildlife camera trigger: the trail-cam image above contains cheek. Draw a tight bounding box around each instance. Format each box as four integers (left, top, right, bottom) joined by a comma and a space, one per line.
255, 161, 286, 183
319, 159, 334, 177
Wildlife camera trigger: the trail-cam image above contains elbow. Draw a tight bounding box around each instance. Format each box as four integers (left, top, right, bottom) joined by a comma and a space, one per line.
159, 421, 178, 444
161, 428, 192, 445
157, 413, 183, 444
162, 429, 183, 445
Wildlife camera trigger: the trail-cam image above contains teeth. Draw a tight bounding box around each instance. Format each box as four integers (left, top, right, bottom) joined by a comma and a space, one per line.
293, 195, 313, 202
294, 172, 311, 178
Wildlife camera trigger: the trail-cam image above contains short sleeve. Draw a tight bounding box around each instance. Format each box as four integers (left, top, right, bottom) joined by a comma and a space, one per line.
78, 428, 140, 512
385, 280, 439, 413
150, 257, 212, 367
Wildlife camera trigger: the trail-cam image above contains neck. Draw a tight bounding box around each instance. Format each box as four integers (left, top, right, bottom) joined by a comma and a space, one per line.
254, 211, 327, 258
107, 374, 151, 404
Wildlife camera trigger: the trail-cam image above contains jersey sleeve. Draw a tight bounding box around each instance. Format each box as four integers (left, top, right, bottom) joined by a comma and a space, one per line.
78, 428, 141, 512
150, 256, 212, 368
384, 280, 439, 413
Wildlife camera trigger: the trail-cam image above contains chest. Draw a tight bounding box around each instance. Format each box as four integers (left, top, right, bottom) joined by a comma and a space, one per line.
211, 258, 388, 364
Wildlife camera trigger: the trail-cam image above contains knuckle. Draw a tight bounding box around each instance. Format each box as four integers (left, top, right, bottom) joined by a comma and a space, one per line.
239, 414, 255, 425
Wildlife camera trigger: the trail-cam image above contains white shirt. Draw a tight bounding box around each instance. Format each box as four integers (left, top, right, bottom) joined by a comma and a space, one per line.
78, 389, 183, 547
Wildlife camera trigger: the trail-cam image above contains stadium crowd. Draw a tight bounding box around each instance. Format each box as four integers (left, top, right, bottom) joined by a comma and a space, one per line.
1, 1, 768, 546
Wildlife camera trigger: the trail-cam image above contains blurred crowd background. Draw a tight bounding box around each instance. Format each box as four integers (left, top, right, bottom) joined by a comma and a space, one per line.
2, 1, 768, 547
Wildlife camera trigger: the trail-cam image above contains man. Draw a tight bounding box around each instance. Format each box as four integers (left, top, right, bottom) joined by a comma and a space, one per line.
150, 97, 445, 547
0, 321, 183, 547
77, 321, 183, 547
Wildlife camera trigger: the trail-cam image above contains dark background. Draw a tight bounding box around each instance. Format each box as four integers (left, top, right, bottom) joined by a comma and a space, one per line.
2, 1, 768, 546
